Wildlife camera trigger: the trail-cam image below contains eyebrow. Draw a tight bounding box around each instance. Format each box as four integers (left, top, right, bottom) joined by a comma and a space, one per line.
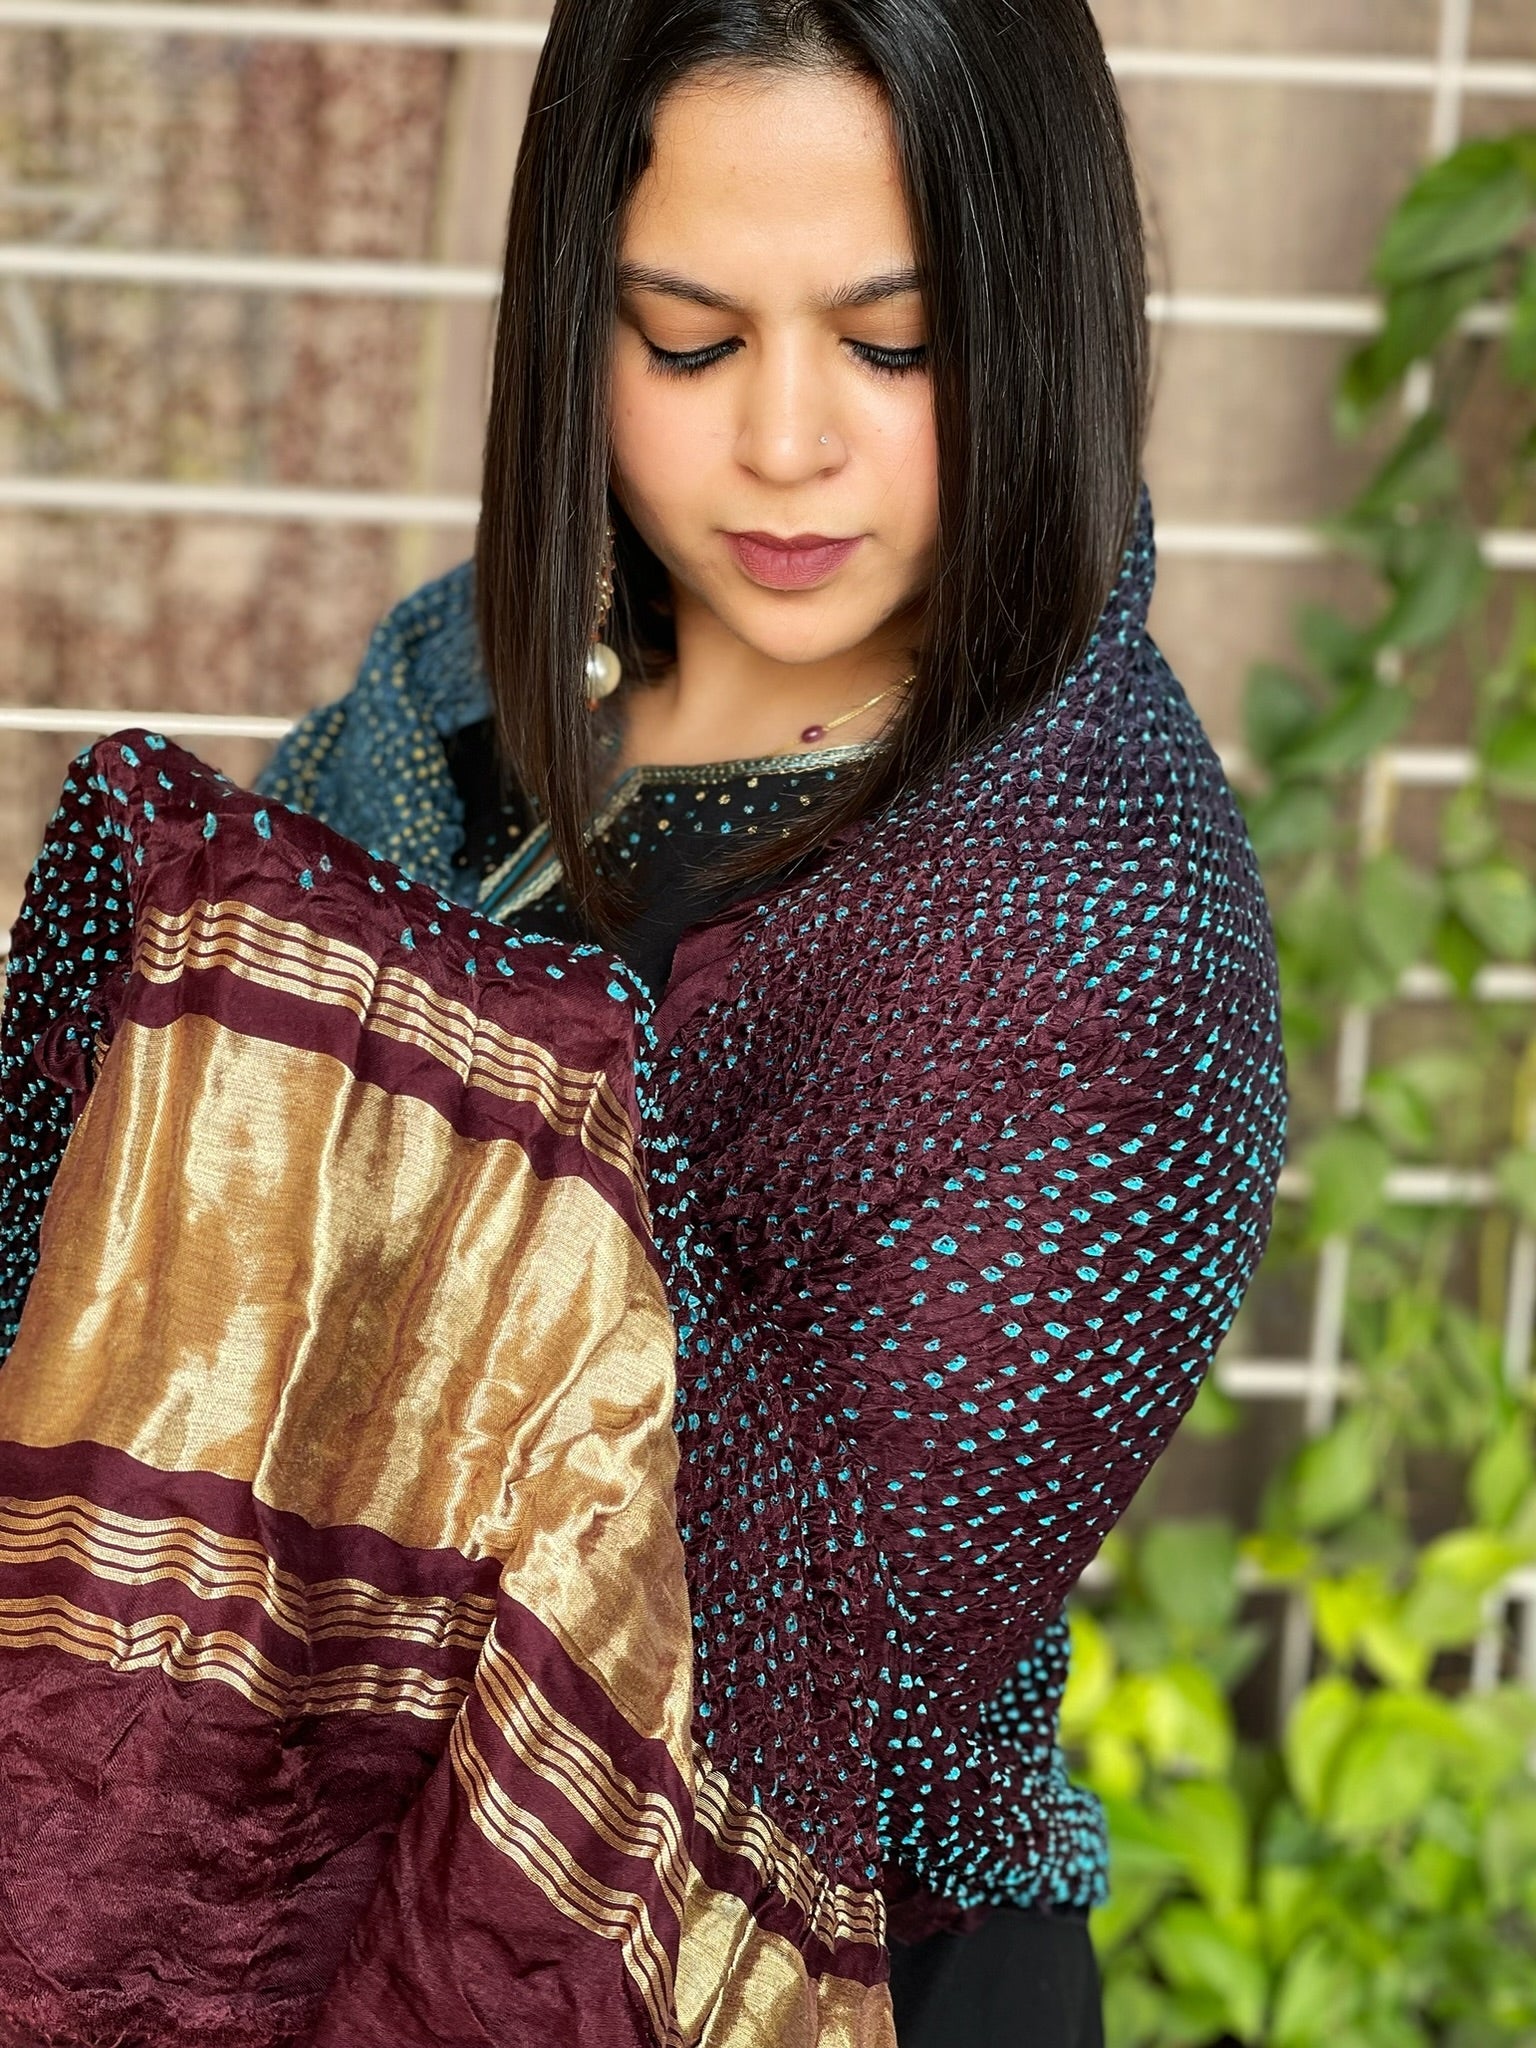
616, 262, 922, 314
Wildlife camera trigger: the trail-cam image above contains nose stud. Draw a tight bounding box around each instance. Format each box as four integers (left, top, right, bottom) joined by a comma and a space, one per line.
819, 435, 829, 445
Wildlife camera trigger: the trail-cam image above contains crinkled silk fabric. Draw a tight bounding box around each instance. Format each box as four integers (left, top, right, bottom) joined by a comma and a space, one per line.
257, 507, 1291, 1934
0, 741, 893, 2047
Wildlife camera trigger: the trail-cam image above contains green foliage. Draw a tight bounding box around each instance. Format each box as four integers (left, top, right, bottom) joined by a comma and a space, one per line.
1076, 128, 1536, 2046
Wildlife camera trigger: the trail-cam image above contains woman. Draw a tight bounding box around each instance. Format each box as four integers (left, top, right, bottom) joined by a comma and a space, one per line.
258, 0, 1287, 2039
0, 0, 1285, 2041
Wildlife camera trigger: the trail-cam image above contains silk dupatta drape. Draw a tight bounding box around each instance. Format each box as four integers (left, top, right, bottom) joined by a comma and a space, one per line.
0, 735, 892, 2048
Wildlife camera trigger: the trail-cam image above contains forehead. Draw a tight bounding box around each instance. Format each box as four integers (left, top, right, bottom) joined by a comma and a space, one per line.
621, 66, 915, 285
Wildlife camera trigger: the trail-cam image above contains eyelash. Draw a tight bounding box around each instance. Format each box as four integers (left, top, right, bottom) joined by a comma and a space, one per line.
640, 338, 928, 380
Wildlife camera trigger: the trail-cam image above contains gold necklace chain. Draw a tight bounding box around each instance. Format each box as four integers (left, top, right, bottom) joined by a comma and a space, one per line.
769, 672, 916, 758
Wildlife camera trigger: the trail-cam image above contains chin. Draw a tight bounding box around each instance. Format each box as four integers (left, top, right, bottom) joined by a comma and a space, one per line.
722, 593, 899, 667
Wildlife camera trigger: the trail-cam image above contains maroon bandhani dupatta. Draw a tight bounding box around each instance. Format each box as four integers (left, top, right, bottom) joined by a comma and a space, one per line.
0, 736, 892, 2048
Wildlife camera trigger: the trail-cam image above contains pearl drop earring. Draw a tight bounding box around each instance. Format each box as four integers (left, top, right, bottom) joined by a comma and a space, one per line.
585, 517, 622, 706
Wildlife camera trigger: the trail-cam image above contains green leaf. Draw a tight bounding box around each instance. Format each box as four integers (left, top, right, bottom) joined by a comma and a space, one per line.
1440, 784, 1502, 871
1295, 603, 1378, 683
1099, 1794, 1186, 1884
1483, 710, 1536, 794
1482, 712, 1536, 798
1242, 780, 1338, 864
1359, 854, 1442, 978
1373, 139, 1532, 286
1310, 1566, 1428, 1686
1509, 248, 1536, 388
1140, 1518, 1242, 1637
1241, 1532, 1315, 1585
1471, 1416, 1536, 1529
1362, 1068, 1438, 1153
1445, 860, 1536, 960
1287, 1407, 1382, 1533
1373, 520, 1487, 651
1326, 1708, 1442, 1837
1099, 1963, 1171, 2048
1270, 1933, 1365, 2048
1275, 678, 1412, 776
1283, 1675, 1361, 1820
1145, 1900, 1268, 2043
1092, 1869, 1180, 1961
1244, 665, 1320, 769
1059, 1606, 1116, 1738
1432, 912, 1486, 997
1183, 1370, 1241, 1439
1458, 1686, 1536, 1789
1340, 267, 1498, 427
1346, 412, 1461, 521
1136, 1662, 1234, 1777
1496, 1148, 1536, 1227
1156, 1779, 1251, 1915
1302, 1124, 1392, 1242
1364, 1049, 1480, 1153
1357, 1611, 1433, 1691
1480, 1791, 1536, 1915
1257, 1860, 1316, 1962
1439, 784, 1501, 869
1400, 1528, 1534, 1650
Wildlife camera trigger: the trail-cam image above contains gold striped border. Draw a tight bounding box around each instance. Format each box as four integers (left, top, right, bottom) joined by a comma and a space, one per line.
475, 1629, 690, 1921
135, 900, 647, 1217
0, 1492, 496, 1652
693, 1755, 886, 1952
450, 1717, 680, 2048
0, 1592, 469, 1723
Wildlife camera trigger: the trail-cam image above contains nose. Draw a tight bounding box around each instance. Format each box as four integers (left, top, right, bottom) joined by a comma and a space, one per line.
733, 335, 842, 484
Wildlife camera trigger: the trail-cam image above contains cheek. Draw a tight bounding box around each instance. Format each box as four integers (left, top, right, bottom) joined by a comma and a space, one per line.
869, 388, 940, 555
609, 358, 711, 528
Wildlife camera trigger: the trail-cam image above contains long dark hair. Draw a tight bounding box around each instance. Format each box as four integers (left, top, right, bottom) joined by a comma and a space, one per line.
476, 0, 1148, 935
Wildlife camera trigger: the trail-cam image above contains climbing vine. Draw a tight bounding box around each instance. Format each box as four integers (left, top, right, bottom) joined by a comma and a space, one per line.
1077, 132, 1536, 2048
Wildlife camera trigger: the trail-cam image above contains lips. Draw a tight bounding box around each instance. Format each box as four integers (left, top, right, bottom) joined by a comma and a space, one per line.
726, 530, 863, 591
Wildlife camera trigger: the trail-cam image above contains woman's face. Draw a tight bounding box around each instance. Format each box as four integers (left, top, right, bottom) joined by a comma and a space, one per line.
610, 64, 938, 670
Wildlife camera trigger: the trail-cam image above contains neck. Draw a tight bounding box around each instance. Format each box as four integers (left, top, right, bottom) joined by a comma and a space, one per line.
614, 581, 918, 772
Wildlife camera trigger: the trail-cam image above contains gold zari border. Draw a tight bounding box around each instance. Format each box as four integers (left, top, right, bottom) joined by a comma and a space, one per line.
693, 1755, 886, 1951
450, 1717, 681, 2047
136, 899, 646, 1215
0, 1492, 496, 1651
674, 1870, 895, 2048
0, 1592, 467, 1722
476, 1630, 690, 1920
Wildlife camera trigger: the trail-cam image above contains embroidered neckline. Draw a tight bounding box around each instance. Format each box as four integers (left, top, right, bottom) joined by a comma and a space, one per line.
477, 740, 876, 920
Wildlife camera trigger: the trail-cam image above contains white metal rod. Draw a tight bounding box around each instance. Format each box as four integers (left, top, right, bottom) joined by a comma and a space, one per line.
1278, 1164, 1499, 1206
1107, 48, 1536, 97
1147, 292, 1508, 338
1504, 1229, 1536, 1394
0, 246, 503, 298
0, 478, 481, 524
0, 2, 549, 48
1428, 0, 1477, 158
1382, 746, 1476, 787
1217, 1357, 1361, 1400
1157, 524, 1536, 570
0, 705, 293, 739
1400, 964, 1536, 1003
1215, 742, 1478, 787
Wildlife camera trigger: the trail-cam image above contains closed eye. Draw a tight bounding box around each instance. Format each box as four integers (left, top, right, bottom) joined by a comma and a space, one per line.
850, 341, 928, 378
641, 337, 741, 378
640, 337, 928, 379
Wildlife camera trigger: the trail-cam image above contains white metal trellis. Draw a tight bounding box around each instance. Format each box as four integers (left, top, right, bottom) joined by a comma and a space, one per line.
0, 2, 1534, 1705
